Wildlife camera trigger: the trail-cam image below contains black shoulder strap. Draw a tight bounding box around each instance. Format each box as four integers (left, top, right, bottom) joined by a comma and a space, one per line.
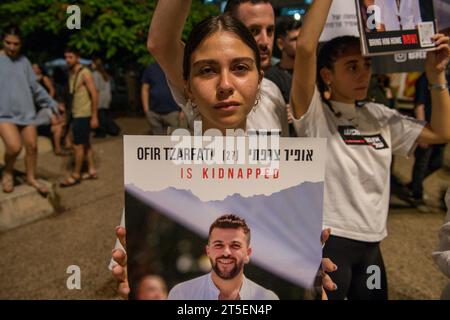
70, 66, 84, 94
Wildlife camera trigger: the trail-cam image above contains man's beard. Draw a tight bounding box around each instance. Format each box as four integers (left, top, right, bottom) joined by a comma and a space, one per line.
211, 257, 244, 280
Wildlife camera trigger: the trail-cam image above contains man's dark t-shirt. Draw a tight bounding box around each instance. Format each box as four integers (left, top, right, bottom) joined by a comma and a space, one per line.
141, 62, 180, 114
265, 63, 293, 104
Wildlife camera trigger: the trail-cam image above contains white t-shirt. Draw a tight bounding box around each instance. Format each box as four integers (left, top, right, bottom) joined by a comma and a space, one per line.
168, 273, 279, 300
375, 0, 422, 31
168, 78, 289, 136
293, 88, 424, 242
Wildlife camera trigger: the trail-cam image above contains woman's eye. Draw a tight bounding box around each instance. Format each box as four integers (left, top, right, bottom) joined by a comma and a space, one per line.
200, 67, 214, 75
234, 64, 249, 73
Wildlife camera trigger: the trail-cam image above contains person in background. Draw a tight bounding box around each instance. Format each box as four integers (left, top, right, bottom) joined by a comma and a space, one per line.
0, 25, 59, 195
32, 63, 67, 156
406, 69, 449, 211
265, 16, 302, 136
433, 188, 450, 300
91, 58, 113, 138
290, 0, 450, 299
134, 274, 168, 300
60, 47, 99, 187
141, 62, 185, 135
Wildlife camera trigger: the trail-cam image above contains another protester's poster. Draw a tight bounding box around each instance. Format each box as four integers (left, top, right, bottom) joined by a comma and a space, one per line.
434, 0, 450, 34
372, 50, 427, 74
124, 134, 327, 300
356, 0, 437, 56
319, 0, 359, 42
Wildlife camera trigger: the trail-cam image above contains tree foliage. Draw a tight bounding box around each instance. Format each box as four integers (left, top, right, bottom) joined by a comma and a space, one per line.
0, 0, 219, 66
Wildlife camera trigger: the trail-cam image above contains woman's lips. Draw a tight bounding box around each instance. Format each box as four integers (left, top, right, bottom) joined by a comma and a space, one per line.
214, 101, 241, 111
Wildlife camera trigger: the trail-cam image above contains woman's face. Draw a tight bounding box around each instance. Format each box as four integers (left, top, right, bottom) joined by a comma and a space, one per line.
322, 45, 372, 103
186, 31, 261, 132
32, 64, 42, 75
3, 34, 21, 58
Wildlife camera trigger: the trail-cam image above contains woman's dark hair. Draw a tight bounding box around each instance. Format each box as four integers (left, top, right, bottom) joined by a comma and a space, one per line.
183, 13, 261, 80
93, 57, 109, 82
2, 25, 22, 40
317, 36, 361, 102
33, 63, 48, 76
276, 16, 302, 40
224, 0, 270, 17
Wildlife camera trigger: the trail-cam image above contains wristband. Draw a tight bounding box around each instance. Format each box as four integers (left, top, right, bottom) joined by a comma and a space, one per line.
428, 83, 449, 91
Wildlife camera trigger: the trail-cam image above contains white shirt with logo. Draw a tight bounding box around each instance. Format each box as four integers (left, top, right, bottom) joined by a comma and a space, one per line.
293, 88, 424, 242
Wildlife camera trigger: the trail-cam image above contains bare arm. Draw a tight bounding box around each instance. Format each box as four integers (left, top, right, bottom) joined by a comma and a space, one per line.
141, 83, 150, 113
43, 76, 56, 98
83, 72, 98, 116
147, 0, 191, 92
82, 72, 99, 129
290, 0, 333, 119
417, 34, 450, 143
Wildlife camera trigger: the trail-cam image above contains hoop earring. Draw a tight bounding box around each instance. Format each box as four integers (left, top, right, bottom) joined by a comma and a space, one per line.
323, 83, 332, 100
188, 98, 197, 109
253, 91, 261, 111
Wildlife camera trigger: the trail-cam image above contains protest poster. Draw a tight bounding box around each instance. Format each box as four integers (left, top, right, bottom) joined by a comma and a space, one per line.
124, 134, 327, 299
356, 0, 437, 56
319, 0, 359, 42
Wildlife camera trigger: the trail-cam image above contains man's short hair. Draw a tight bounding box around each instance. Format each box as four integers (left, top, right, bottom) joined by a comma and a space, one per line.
276, 16, 302, 39
224, 0, 271, 17
64, 46, 80, 56
209, 214, 251, 244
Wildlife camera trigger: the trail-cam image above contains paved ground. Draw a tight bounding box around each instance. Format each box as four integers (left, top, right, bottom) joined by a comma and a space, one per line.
0, 116, 448, 300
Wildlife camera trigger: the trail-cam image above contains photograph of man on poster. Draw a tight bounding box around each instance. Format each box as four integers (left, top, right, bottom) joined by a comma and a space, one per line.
168, 214, 279, 300
374, 0, 422, 31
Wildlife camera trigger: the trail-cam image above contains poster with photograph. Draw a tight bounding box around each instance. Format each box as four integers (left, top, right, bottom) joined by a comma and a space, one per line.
124, 135, 327, 300
356, 0, 437, 56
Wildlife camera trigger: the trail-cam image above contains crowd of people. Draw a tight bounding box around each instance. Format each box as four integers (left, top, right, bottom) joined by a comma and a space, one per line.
0, 26, 122, 192
110, 0, 450, 301
1, 0, 449, 301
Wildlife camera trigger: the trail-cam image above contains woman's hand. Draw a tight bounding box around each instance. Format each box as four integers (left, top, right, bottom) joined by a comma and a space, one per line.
425, 33, 450, 82
111, 226, 130, 299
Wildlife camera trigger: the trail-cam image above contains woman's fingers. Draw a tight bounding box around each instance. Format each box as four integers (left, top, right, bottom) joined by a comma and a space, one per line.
321, 228, 331, 245
112, 264, 127, 282
115, 226, 127, 248
112, 248, 127, 267
322, 257, 337, 273
321, 272, 337, 291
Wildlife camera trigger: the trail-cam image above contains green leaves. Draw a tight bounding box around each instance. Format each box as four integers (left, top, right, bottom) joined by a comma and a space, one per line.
0, 0, 219, 67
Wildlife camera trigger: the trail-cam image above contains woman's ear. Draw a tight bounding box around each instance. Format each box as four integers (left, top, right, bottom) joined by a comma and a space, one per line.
184, 80, 195, 102
319, 68, 332, 85
259, 70, 264, 83
276, 37, 284, 52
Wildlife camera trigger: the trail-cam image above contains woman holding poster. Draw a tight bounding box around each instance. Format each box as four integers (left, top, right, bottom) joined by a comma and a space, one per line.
111, 0, 337, 300
291, 0, 450, 300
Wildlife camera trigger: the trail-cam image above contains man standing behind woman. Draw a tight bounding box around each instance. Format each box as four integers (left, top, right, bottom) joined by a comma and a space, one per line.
141, 62, 185, 135
60, 47, 99, 187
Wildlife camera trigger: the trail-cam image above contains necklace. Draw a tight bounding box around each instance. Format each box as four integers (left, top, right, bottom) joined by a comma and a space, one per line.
327, 102, 361, 128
